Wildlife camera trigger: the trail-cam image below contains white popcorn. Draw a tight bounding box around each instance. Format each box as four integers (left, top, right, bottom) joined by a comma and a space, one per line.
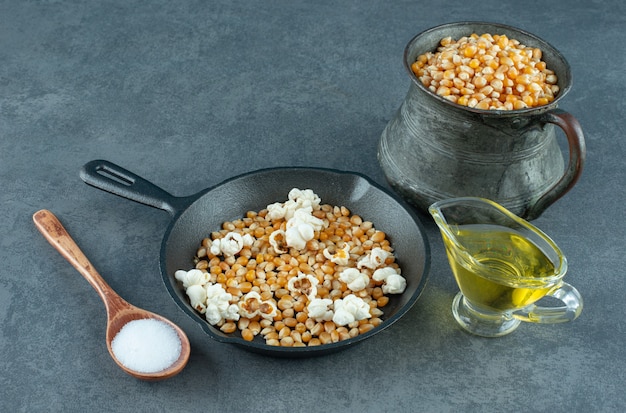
269, 230, 287, 253
288, 188, 321, 210
209, 232, 253, 257
186, 284, 208, 313
323, 245, 351, 265
223, 303, 241, 321
332, 294, 371, 326
174, 269, 210, 289
266, 190, 323, 251
373, 267, 407, 294
266, 202, 287, 221
209, 241, 220, 256
266, 192, 313, 222
211, 232, 246, 257
283, 207, 324, 250
238, 291, 278, 320
332, 308, 355, 327
204, 283, 239, 325
238, 291, 263, 318
257, 300, 278, 320
357, 247, 393, 270
205, 304, 222, 325
307, 298, 334, 322
285, 222, 314, 250
242, 233, 254, 247
287, 272, 319, 300
372, 267, 397, 282
267, 189, 322, 221
288, 207, 324, 231
338, 268, 370, 292
382, 273, 407, 294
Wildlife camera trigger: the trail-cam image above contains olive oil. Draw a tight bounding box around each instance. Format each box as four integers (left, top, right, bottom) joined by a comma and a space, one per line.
443, 224, 557, 311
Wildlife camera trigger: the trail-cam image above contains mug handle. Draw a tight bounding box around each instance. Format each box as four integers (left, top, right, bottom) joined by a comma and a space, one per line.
513, 281, 583, 324
525, 109, 586, 220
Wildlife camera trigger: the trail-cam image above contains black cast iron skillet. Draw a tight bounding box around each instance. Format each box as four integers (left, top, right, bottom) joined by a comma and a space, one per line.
80, 160, 430, 357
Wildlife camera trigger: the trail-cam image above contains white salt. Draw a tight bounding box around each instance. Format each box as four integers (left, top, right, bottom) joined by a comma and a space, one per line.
111, 318, 182, 374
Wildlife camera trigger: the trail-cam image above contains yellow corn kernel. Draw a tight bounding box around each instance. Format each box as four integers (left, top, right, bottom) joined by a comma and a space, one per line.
473, 76, 488, 88
485, 59, 497, 70
469, 58, 481, 69
537, 97, 550, 106
500, 56, 514, 67
522, 95, 535, 107
463, 44, 478, 58
496, 34, 509, 48
490, 78, 504, 93
436, 86, 451, 96
475, 99, 491, 110
513, 99, 528, 110
241, 328, 255, 341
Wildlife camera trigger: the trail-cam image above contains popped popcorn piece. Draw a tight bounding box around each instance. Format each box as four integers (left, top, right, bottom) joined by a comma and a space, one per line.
373, 267, 407, 294
266, 189, 319, 221
238, 291, 278, 320
372, 267, 397, 282
223, 301, 241, 321
205, 283, 239, 325
174, 269, 210, 289
266, 202, 288, 221
357, 247, 393, 270
257, 300, 278, 320
284, 207, 324, 250
238, 291, 263, 318
285, 222, 314, 250
209, 240, 221, 256
186, 284, 208, 313
266, 190, 324, 251
332, 294, 371, 326
287, 272, 319, 300
210, 232, 252, 257
205, 303, 224, 325
338, 268, 370, 292
288, 188, 321, 210
382, 273, 407, 294
269, 230, 288, 254
288, 207, 324, 231
323, 245, 351, 265
307, 298, 334, 322
242, 233, 254, 246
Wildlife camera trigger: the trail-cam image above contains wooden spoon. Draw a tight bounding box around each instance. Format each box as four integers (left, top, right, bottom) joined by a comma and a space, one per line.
33, 209, 191, 381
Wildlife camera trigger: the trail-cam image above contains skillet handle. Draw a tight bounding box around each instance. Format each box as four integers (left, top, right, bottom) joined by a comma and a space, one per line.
80, 160, 193, 216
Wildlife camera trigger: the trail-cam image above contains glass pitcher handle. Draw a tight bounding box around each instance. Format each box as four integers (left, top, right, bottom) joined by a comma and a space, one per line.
513, 281, 583, 323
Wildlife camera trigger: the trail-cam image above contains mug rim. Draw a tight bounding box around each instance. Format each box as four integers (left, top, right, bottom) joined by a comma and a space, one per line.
403, 21, 573, 116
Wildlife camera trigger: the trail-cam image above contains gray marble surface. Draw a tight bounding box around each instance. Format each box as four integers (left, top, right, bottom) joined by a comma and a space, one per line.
2, 1, 624, 412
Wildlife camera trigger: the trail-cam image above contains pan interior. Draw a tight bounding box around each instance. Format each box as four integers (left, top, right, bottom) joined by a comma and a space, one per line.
160, 167, 429, 356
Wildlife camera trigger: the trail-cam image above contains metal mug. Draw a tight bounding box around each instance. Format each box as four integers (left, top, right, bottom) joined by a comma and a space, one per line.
378, 22, 586, 220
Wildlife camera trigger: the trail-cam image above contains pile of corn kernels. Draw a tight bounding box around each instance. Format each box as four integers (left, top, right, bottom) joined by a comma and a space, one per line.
176, 192, 405, 347
411, 33, 559, 110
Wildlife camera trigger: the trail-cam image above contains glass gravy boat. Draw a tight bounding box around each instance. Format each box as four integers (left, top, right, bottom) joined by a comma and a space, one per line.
429, 197, 582, 337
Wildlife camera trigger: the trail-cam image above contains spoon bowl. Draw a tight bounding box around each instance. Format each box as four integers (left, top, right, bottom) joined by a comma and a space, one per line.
33, 209, 191, 381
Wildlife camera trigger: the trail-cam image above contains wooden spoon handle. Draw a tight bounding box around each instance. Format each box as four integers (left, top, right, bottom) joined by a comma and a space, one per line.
33, 209, 127, 314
